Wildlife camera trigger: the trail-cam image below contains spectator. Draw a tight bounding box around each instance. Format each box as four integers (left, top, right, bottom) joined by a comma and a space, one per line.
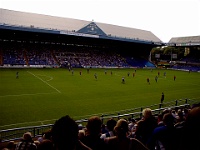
178, 106, 200, 150
134, 108, 157, 145
157, 109, 171, 127
104, 118, 148, 150
176, 109, 185, 123
37, 129, 52, 143
15, 132, 37, 150
4, 141, 15, 150
80, 116, 106, 150
147, 113, 177, 150
100, 118, 117, 139
101, 124, 108, 134
51, 115, 91, 150
37, 139, 53, 150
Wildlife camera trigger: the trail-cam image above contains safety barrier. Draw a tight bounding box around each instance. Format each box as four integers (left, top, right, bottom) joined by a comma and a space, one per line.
0, 98, 198, 142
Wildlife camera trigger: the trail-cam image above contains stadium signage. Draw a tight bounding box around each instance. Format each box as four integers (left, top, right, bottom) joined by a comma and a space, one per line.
153, 42, 162, 45
60, 30, 99, 38
176, 43, 200, 46
166, 43, 176, 46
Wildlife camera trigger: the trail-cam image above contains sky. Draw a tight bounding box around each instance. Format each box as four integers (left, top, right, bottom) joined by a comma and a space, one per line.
1, 0, 200, 42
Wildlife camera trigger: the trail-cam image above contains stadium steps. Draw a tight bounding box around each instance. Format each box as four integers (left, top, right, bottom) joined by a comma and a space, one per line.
126, 57, 156, 68
51, 50, 60, 65
23, 49, 29, 66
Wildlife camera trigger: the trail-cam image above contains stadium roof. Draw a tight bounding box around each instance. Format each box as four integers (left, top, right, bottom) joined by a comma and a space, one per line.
0, 8, 162, 44
168, 36, 200, 46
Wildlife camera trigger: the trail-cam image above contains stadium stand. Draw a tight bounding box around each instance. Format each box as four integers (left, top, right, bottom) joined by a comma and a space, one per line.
0, 8, 161, 69
169, 36, 200, 44
168, 36, 200, 72
1, 44, 156, 68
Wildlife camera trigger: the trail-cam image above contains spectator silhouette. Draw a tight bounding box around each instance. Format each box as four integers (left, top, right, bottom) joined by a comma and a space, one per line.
37, 129, 52, 143
100, 118, 117, 139
80, 116, 106, 150
104, 118, 148, 150
51, 115, 91, 150
135, 108, 157, 145
15, 132, 37, 150
178, 105, 200, 150
37, 139, 53, 150
147, 113, 177, 150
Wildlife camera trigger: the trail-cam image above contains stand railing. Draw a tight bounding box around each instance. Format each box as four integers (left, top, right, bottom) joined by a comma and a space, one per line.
0, 98, 198, 142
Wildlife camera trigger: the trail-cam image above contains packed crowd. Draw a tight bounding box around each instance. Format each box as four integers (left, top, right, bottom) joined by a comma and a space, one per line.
1, 104, 200, 150
2, 48, 135, 68
171, 52, 200, 72
2, 48, 57, 66
55, 49, 130, 68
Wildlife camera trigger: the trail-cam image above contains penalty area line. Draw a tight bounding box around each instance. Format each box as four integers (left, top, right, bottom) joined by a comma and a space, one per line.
27, 71, 61, 93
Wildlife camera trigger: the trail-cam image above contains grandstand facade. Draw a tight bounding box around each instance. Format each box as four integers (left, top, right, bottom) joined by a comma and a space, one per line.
0, 8, 163, 68
169, 35, 200, 46
168, 36, 200, 72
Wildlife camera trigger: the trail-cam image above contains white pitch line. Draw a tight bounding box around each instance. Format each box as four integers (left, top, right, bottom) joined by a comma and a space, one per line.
0, 92, 57, 98
37, 74, 53, 82
46, 78, 53, 82
27, 71, 61, 93
0, 119, 58, 128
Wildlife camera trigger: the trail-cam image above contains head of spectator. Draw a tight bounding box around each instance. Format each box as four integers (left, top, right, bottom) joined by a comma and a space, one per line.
6, 141, 15, 150
15, 132, 37, 150
43, 129, 52, 140
128, 118, 136, 131
142, 108, 152, 120
81, 116, 106, 150
157, 113, 164, 126
107, 118, 117, 133
163, 113, 175, 127
177, 109, 185, 122
163, 108, 171, 114
78, 129, 86, 140
101, 123, 108, 134
183, 108, 189, 118
100, 118, 117, 139
51, 115, 91, 150
38, 129, 52, 143
171, 109, 175, 114
114, 119, 129, 138
78, 124, 83, 130
23, 132, 33, 142
86, 116, 102, 136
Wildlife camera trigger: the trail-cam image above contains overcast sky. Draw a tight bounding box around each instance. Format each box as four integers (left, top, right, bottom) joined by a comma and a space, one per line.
1, 0, 200, 42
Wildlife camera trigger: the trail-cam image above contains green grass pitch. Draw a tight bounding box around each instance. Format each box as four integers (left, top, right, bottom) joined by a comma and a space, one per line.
0, 68, 200, 129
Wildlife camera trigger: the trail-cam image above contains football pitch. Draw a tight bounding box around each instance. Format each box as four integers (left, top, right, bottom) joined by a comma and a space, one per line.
0, 68, 200, 130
